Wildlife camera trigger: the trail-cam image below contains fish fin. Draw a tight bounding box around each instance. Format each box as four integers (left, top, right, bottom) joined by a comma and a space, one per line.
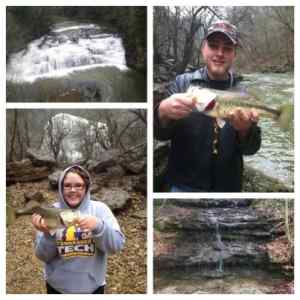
278, 104, 293, 131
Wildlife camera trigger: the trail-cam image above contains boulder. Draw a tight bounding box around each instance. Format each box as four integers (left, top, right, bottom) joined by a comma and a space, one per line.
26, 148, 56, 168
133, 174, 147, 195
105, 165, 126, 177
24, 191, 45, 204
94, 188, 130, 211
48, 170, 62, 190
243, 166, 293, 192
120, 159, 146, 175
7, 159, 52, 185
87, 149, 120, 173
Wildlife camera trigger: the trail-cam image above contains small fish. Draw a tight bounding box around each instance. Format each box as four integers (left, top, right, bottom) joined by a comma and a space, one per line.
187, 87, 293, 130
7, 200, 81, 233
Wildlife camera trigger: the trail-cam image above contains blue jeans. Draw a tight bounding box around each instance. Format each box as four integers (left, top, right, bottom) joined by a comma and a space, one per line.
46, 282, 105, 294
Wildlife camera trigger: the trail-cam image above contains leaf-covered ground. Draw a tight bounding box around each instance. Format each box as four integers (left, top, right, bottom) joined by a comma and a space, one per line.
6, 179, 146, 294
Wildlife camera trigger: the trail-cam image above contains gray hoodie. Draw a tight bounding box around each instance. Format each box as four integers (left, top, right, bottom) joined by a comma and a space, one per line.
34, 165, 125, 293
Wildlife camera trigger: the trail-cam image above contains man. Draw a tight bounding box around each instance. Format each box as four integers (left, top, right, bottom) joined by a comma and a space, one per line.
154, 20, 261, 192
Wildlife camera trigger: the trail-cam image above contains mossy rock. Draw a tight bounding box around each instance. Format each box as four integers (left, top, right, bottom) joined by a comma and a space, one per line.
243, 165, 293, 192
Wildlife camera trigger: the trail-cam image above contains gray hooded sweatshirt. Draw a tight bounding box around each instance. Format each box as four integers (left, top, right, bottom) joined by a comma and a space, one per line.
34, 165, 125, 293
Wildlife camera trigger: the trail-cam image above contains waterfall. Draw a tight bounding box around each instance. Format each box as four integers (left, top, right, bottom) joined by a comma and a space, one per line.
7, 23, 128, 83
215, 221, 224, 273
209, 214, 225, 273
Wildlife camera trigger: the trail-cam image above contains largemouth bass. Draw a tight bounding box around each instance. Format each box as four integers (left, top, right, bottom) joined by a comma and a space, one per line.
187, 86, 293, 130
7, 200, 81, 232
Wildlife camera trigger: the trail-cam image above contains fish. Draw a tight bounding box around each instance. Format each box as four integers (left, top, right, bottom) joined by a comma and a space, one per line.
7, 200, 81, 234
187, 86, 293, 130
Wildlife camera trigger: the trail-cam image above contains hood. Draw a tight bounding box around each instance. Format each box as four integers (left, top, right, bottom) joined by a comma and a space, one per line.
58, 165, 92, 209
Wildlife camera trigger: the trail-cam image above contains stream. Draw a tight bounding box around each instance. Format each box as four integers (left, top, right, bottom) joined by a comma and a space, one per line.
6, 21, 146, 102
155, 267, 289, 294
241, 72, 294, 189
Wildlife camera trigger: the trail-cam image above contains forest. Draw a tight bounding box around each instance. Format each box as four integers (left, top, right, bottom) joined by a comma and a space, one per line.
154, 6, 293, 77
6, 109, 146, 164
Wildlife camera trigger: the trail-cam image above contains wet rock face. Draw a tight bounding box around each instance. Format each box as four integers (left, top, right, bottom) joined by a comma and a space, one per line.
154, 199, 284, 272
165, 199, 253, 208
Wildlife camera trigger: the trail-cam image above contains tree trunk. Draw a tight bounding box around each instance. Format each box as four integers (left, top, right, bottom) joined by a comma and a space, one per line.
8, 110, 18, 162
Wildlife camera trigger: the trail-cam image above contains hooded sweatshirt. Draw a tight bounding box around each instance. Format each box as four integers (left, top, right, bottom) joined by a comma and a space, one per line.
34, 165, 125, 293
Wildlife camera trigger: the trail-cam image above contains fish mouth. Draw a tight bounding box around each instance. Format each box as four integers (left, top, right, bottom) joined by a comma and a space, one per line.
204, 99, 216, 111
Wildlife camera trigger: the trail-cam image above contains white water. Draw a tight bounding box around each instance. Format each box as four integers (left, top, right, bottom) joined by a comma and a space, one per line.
241, 73, 294, 188
7, 23, 128, 82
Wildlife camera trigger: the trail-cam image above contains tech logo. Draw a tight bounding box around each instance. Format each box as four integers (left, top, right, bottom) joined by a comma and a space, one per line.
56, 226, 95, 258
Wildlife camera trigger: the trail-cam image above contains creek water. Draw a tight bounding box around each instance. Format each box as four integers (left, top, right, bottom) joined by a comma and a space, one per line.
241, 72, 294, 189
6, 21, 146, 102
154, 267, 290, 294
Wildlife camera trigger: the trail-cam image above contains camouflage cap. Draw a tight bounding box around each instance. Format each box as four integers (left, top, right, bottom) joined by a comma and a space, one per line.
205, 20, 238, 45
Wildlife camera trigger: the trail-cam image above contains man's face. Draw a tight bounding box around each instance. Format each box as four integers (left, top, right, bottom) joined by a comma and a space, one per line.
201, 33, 236, 80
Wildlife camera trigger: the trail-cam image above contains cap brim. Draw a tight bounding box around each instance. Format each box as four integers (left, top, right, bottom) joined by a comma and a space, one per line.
206, 31, 237, 45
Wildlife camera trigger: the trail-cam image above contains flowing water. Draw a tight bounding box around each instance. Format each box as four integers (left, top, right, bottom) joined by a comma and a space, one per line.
240, 72, 294, 189
208, 214, 225, 273
6, 21, 146, 102
215, 221, 224, 273
154, 267, 290, 294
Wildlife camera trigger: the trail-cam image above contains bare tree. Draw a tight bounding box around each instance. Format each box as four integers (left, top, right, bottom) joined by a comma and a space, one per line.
154, 6, 294, 75
102, 111, 119, 148
8, 110, 18, 162
154, 6, 222, 74
116, 110, 146, 154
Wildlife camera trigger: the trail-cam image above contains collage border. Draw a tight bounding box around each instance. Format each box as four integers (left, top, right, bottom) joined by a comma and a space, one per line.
1, 0, 297, 298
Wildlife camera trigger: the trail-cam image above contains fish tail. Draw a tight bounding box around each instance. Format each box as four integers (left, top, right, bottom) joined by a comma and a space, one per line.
6, 206, 16, 226
277, 104, 293, 130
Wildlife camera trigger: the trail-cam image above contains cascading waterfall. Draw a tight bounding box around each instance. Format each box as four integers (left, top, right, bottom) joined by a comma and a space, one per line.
7, 22, 128, 82
209, 214, 225, 273
154, 199, 292, 294
215, 221, 224, 273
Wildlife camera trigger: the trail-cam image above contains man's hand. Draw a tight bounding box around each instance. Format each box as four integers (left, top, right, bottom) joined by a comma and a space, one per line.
227, 108, 259, 138
159, 93, 196, 121
32, 213, 50, 233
